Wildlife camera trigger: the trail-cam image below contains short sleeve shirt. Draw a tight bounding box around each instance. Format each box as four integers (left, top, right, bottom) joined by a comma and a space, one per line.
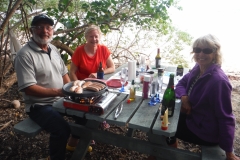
14, 38, 68, 112
71, 44, 111, 80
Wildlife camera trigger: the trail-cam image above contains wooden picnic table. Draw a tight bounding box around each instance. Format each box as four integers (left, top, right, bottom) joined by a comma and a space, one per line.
52, 64, 200, 160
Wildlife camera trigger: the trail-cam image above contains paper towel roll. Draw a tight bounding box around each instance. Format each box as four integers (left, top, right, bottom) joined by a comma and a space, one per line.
128, 60, 136, 82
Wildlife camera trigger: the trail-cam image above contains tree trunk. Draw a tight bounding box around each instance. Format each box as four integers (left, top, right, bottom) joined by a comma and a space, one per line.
0, 71, 17, 96
0, 0, 23, 35
51, 40, 74, 56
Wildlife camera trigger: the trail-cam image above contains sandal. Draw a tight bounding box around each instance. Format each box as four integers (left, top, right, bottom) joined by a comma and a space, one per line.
66, 143, 92, 152
66, 143, 76, 152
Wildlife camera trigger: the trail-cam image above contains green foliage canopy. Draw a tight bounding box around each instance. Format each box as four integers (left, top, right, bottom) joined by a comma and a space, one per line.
1, 0, 192, 67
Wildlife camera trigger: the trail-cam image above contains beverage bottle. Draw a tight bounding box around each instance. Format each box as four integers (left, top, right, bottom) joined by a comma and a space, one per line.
161, 73, 175, 117
155, 48, 161, 69
129, 80, 136, 101
97, 62, 104, 79
176, 64, 183, 76
142, 75, 151, 99
136, 60, 140, 69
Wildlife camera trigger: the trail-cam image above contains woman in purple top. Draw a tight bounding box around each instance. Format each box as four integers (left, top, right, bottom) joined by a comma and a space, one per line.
175, 34, 239, 160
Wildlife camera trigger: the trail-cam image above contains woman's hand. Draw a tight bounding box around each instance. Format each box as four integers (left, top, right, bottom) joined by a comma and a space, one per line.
181, 96, 191, 115
226, 152, 240, 160
88, 73, 97, 78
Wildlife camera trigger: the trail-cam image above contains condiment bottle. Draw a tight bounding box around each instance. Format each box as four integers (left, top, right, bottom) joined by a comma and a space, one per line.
161, 73, 175, 117
155, 48, 161, 69
128, 80, 136, 102
161, 108, 168, 130
97, 62, 104, 79
142, 75, 151, 99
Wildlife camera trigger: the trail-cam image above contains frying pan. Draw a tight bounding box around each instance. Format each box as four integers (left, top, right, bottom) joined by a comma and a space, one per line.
62, 80, 108, 97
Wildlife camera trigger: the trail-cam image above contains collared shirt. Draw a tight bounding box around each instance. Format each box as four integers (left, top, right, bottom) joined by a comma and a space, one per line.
14, 38, 68, 112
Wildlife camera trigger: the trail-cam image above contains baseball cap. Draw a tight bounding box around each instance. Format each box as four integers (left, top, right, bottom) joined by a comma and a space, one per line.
31, 14, 54, 26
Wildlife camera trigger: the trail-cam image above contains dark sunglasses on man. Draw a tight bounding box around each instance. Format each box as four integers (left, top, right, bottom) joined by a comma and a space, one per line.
193, 47, 215, 54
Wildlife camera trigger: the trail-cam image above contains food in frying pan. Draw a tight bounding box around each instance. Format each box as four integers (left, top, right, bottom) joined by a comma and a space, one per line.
70, 80, 105, 93
69, 85, 78, 92
85, 82, 105, 92
73, 80, 85, 87
91, 82, 105, 89
75, 86, 83, 93
82, 81, 93, 88
85, 85, 99, 92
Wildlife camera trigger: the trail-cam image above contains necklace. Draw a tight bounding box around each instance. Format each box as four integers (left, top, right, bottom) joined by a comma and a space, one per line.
188, 74, 200, 96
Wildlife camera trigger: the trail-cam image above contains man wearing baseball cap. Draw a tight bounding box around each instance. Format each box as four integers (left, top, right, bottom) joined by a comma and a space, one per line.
14, 14, 71, 160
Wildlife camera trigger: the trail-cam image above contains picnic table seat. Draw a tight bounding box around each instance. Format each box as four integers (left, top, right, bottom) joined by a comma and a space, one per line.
201, 145, 226, 160
13, 118, 227, 160
13, 117, 42, 137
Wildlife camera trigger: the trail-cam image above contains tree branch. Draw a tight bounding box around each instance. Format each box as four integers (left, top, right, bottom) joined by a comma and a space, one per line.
51, 40, 74, 56
0, 0, 23, 35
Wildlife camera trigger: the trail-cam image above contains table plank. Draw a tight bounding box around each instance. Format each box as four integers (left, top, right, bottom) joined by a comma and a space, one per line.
128, 98, 160, 132
152, 99, 181, 137
106, 95, 143, 126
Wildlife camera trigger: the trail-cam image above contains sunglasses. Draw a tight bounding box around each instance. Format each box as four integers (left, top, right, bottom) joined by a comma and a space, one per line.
193, 47, 215, 54
32, 26, 54, 31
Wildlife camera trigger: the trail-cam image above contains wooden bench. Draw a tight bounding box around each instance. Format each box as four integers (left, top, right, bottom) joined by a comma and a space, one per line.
201, 145, 226, 160
13, 117, 42, 137
13, 119, 227, 160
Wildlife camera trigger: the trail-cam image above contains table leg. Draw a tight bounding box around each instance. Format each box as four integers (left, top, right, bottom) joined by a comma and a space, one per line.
70, 136, 91, 160
85, 119, 100, 128
126, 128, 135, 137
147, 133, 168, 146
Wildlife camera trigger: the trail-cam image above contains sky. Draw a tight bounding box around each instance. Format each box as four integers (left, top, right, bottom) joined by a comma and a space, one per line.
168, 0, 240, 71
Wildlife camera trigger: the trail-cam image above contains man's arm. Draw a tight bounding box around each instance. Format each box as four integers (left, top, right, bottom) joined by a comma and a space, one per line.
63, 73, 71, 84
24, 73, 70, 97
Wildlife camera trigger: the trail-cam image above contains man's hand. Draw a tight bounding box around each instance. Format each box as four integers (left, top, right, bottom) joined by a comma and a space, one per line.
181, 96, 191, 115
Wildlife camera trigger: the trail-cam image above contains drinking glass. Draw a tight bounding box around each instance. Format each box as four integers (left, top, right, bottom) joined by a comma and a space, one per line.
156, 74, 163, 103
148, 80, 157, 106
119, 68, 127, 92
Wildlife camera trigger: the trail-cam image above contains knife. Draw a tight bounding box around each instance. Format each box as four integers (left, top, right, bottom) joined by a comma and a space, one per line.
114, 101, 123, 119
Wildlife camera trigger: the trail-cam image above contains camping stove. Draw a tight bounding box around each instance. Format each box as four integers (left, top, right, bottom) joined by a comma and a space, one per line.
63, 92, 117, 115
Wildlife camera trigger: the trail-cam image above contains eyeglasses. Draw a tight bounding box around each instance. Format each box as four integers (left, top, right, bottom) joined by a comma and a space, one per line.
32, 26, 54, 31
193, 47, 215, 54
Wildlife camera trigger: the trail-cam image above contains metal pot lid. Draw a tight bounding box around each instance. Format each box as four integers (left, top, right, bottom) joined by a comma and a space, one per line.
62, 80, 108, 97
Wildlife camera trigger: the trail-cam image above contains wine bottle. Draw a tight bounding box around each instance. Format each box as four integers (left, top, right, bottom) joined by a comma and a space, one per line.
176, 64, 183, 76
161, 73, 175, 117
155, 48, 161, 69
97, 62, 104, 79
